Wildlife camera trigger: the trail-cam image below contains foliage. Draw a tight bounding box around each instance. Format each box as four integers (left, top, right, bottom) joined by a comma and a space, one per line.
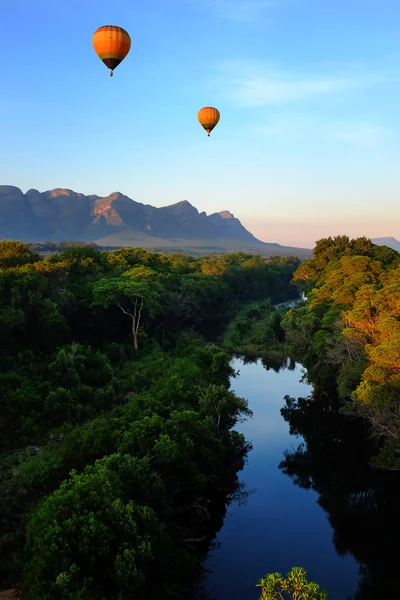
92, 276, 162, 350
24, 455, 174, 600
223, 300, 292, 361
282, 235, 400, 470
0, 240, 299, 597
257, 566, 327, 600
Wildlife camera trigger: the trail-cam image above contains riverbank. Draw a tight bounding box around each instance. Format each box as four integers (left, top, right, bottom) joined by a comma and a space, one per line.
203, 235, 400, 599
221, 298, 304, 363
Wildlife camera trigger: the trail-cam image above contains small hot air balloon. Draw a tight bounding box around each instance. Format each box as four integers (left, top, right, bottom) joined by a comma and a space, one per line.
92, 25, 131, 77
198, 107, 220, 137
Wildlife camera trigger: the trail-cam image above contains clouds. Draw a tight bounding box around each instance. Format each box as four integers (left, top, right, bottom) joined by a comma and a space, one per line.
205, 59, 399, 149
213, 59, 396, 107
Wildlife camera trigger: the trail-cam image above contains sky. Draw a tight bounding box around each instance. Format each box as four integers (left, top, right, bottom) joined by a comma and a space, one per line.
2, 0, 400, 248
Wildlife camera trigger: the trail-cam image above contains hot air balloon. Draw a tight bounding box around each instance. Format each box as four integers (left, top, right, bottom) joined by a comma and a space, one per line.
92, 25, 131, 77
198, 107, 220, 137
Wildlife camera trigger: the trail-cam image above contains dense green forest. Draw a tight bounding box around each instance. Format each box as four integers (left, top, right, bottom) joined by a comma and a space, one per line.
281, 235, 400, 470
2, 235, 398, 599
222, 300, 290, 361
0, 241, 300, 599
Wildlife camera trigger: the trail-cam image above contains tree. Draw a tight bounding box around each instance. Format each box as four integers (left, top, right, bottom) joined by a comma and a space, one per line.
0, 243, 303, 592
0, 240, 41, 269
23, 454, 172, 600
92, 276, 162, 350
286, 236, 400, 471
292, 259, 320, 294
257, 566, 327, 600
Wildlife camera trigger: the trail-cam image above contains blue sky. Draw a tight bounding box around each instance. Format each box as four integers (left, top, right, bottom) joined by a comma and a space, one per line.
2, 0, 400, 247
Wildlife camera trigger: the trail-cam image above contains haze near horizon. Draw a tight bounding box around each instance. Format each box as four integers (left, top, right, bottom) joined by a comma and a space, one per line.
2, 0, 400, 248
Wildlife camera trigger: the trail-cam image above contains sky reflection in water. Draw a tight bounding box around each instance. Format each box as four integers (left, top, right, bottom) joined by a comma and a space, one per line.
205, 358, 359, 600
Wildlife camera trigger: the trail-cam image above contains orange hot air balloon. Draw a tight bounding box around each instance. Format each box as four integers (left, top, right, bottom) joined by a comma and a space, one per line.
92, 25, 131, 77
198, 107, 220, 137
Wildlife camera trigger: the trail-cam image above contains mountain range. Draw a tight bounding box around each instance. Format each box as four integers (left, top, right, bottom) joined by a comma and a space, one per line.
371, 237, 400, 252
0, 186, 312, 257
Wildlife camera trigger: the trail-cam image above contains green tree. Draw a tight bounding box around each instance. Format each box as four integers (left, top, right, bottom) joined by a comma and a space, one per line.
92, 276, 162, 350
257, 566, 327, 600
286, 236, 400, 470
24, 454, 172, 600
0, 240, 41, 269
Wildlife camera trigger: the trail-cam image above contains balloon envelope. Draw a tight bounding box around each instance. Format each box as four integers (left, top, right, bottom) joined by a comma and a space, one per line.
92, 25, 131, 75
198, 107, 220, 136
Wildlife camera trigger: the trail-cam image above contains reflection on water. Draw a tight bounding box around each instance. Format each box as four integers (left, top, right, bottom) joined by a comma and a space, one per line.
203, 357, 399, 600
280, 388, 400, 600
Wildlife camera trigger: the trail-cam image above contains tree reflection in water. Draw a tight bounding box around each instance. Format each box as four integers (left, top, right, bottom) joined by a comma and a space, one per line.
279, 386, 400, 600
238, 354, 297, 373
191, 481, 252, 600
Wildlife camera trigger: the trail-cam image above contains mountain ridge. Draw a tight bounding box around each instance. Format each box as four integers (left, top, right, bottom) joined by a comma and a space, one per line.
0, 185, 312, 257
372, 237, 400, 252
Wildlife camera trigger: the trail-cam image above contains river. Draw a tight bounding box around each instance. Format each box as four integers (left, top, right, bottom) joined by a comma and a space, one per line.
204, 357, 360, 600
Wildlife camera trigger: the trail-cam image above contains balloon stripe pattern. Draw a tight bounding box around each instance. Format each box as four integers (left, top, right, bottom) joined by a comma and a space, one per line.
92, 26, 131, 75
198, 107, 220, 137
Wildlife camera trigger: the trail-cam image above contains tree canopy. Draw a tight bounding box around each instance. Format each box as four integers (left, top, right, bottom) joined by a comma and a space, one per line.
0, 240, 299, 598
283, 236, 400, 470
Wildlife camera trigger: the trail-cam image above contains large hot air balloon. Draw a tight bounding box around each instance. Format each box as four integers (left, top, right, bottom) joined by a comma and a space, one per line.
92, 25, 131, 77
198, 107, 220, 137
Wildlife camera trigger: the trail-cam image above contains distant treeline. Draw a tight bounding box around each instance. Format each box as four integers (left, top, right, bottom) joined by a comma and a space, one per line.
25, 240, 303, 259
27, 240, 115, 252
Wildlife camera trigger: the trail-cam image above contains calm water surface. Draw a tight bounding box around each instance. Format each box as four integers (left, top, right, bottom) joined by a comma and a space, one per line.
205, 357, 359, 600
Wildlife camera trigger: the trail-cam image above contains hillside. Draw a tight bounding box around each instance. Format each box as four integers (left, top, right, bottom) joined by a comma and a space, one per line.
372, 237, 400, 252
0, 186, 312, 257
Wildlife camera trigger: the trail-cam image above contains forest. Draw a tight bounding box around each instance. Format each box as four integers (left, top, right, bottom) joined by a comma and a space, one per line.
0, 241, 299, 599
218, 235, 400, 599
1, 235, 399, 599
281, 235, 400, 469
